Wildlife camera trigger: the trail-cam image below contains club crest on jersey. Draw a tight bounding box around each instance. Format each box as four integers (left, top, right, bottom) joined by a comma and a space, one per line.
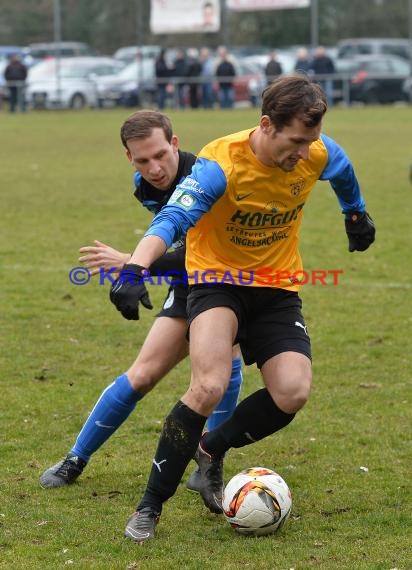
290, 177, 305, 197
264, 200, 287, 213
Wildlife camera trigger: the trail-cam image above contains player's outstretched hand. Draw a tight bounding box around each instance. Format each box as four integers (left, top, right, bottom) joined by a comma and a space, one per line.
79, 240, 130, 276
109, 264, 153, 320
345, 212, 375, 252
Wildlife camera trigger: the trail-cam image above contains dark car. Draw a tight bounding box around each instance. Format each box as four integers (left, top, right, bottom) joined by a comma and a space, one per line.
95, 59, 156, 107
336, 38, 411, 62
335, 54, 411, 104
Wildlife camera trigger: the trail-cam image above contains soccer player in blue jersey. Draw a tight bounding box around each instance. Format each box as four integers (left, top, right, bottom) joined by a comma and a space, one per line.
109, 75, 375, 542
39, 110, 243, 489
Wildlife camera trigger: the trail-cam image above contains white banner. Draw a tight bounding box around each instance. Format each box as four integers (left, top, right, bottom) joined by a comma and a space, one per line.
227, 0, 310, 10
150, 0, 221, 34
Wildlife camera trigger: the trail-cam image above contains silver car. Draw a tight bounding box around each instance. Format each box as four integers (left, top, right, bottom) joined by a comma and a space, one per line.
26, 56, 125, 109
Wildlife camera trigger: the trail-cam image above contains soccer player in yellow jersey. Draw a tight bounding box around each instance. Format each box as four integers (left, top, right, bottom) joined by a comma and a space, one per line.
109, 74, 376, 542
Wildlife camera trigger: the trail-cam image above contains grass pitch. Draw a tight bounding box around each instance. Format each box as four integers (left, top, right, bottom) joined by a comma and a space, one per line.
0, 105, 411, 570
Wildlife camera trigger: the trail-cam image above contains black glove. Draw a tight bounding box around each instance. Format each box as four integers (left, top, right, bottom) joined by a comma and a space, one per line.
345, 211, 375, 252
109, 264, 153, 320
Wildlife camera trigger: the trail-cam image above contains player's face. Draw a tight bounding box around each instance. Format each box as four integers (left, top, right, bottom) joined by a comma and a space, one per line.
126, 128, 179, 190
259, 116, 321, 172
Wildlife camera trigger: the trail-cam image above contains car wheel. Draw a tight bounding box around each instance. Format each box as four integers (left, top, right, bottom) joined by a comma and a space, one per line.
70, 93, 86, 109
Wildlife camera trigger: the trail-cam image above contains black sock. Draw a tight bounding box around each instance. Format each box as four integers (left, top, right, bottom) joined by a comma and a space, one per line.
202, 388, 295, 458
138, 400, 207, 513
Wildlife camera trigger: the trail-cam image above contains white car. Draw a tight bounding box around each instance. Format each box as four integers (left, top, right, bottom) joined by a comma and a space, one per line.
26, 57, 125, 109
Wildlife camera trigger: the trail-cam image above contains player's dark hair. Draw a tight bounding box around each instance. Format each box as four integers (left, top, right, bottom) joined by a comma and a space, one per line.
120, 110, 173, 149
261, 73, 327, 130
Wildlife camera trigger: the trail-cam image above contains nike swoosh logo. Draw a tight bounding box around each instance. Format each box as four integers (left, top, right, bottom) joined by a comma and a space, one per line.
95, 421, 115, 429
235, 192, 253, 201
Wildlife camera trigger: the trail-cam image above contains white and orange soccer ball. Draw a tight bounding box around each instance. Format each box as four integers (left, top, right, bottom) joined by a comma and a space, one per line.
222, 467, 292, 536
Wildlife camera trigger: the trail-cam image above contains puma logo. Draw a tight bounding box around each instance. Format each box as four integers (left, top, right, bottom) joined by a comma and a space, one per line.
153, 458, 167, 472
295, 321, 308, 335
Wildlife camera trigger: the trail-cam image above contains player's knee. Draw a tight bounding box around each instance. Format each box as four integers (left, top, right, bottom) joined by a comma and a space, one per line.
126, 365, 162, 394
184, 380, 226, 416
275, 375, 311, 414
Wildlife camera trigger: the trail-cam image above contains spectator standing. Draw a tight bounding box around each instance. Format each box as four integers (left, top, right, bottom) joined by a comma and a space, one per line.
173, 49, 188, 109
294, 47, 312, 74
265, 51, 283, 85
4, 53, 27, 113
199, 47, 215, 109
155, 49, 171, 110
215, 46, 236, 109
311, 46, 336, 106
186, 48, 202, 109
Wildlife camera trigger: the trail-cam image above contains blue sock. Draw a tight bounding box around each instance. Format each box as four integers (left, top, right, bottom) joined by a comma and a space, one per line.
206, 356, 243, 431
71, 373, 143, 462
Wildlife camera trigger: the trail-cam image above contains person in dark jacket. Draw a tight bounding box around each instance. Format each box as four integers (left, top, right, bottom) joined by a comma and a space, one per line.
155, 49, 171, 110
311, 46, 336, 106
186, 48, 202, 109
4, 53, 28, 112
265, 51, 283, 85
215, 46, 236, 109
294, 47, 312, 74
173, 49, 188, 109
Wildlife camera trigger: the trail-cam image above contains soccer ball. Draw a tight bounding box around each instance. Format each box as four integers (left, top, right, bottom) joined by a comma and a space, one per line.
222, 467, 292, 536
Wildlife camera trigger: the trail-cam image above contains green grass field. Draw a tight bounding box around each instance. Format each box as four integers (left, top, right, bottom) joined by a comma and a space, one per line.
1, 105, 411, 570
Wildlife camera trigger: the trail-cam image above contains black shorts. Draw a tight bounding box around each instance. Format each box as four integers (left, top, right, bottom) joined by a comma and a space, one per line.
187, 285, 311, 368
156, 284, 189, 319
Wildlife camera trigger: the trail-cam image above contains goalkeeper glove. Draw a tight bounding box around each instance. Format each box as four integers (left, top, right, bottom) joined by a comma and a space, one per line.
109, 264, 153, 320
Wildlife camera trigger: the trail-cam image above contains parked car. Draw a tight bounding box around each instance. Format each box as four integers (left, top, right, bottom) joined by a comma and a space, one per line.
0, 45, 28, 62
95, 59, 156, 107
402, 75, 412, 102
26, 57, 125, 109
0, 58, 7, 102
335, 54, 411, 104
336, 37, 411, 62
26, 42, 96, 66
242, 50, 296, 76
232, 59, 267, 106
112, 45, 161, 65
